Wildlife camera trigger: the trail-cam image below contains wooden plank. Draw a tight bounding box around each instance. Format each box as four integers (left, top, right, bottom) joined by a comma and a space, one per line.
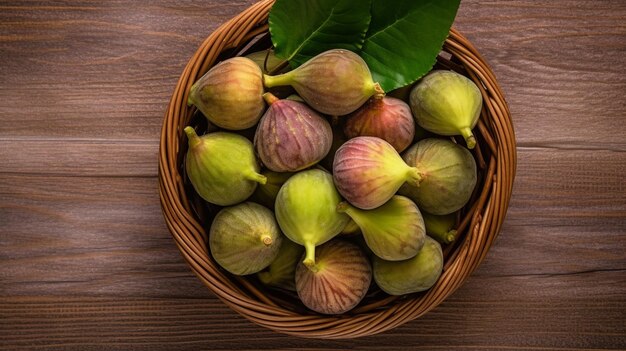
0, 272, 624, 350
0, 0, 624, 147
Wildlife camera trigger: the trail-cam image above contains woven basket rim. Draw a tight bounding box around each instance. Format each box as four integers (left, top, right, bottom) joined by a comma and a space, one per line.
158, 0, 516, 339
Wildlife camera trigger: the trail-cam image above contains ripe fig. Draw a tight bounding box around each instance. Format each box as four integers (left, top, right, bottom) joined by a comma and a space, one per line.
410, 70, 483, 149
209, 202, 282, 275
295, 240, 371, 314
373, 236, 443, 295
337, 195, 426, 261
184, 127, 266, 206
264, 49, 384, 115
254, 93, 332, 172
257, 239, 303, 291
399, 138, 477, 215
344, 96, 415, 152
423, 211, 457, 245
333, 136, 422, 210
275, 169, 350, 270
188, 57, 265, 130
249, 170, 293, 209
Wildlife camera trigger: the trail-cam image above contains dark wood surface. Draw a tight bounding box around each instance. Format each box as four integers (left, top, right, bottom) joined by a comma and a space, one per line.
1, 0, 625, 349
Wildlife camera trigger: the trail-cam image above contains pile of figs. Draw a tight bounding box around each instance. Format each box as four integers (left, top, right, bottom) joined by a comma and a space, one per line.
185, 49, 482, 315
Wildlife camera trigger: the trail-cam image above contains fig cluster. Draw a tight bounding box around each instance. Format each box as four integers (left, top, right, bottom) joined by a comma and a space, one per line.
185, 49, 483, 314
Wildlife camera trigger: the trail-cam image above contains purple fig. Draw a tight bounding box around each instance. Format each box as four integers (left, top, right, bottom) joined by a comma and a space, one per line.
344, 96, 415, 152
333, 136, 422, 210
264, 49, 384, 115
188, 57, 265, 130
295, 240, 371, 314
254, 93, 332, 172
399, 138, 477, 215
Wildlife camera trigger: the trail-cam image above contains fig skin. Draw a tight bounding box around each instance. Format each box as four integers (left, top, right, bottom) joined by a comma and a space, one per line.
184, 127, 266, 206
188, 57, 265, 130
254, 93, 332, 172
275, 169, 350, 270
410, 70, 483, 149
399, 138, 477, 215
245, 49, 285, 74
344, 96, 415, 153
423, 211, 457, 245
257, 239, 303, 291
333, 136, 422, 210
264, 49, 384, 116
373, 236, 443, 295
337, 195, 426, 261
295, 240, 372, 314
209, 202, 283, 275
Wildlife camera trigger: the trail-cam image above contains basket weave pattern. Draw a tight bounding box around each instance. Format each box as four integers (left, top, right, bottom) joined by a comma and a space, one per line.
158, 0, 516, 338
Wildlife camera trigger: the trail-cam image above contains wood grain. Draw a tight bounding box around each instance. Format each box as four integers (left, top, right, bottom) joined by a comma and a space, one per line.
1, 0, 625, 349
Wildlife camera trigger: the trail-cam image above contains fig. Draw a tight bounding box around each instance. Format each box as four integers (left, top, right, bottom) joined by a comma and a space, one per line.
209, 202, 282, 275
184, 127, 266, 206
409, 70, 483, 149
275, 169, 350, 270
249, 170, 293, 209
333, 136, 422, 210
254, 93, 332, 172
373, 236, 443, 295
423, 211, 457, 245
339, 218, 360, 236
295, 240, 371, 314
399, 138, 477, 215
245, 49, 285, 74
257, 239, 303, 291
337, 195, 426, 261
264, 49, 384, 115
188, 57, 265, 130
344, 96, 415, 153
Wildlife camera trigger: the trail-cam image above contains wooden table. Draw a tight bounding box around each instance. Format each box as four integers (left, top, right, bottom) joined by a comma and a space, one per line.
1, 1, 625, 349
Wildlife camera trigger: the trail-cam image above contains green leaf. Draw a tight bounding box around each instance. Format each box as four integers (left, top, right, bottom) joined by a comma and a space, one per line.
269, 0, 372, 68
361, 0, 460, 92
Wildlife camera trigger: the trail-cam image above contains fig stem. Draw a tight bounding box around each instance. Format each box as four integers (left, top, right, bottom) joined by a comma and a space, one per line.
406, 167, 423, 187
260, 235, 273, 247
263, 72, 293, 88
336, 201, 350, 213
183, 126, 202, 148
461, 127, 476, 149
445, 230, 457, 244
303, 242, 318, 273
245, 171, 267, 185
262, 92, 280, 105
372, 82, 385, 98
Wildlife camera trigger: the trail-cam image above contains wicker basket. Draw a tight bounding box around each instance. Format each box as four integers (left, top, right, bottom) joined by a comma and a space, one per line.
159, 0, 516, 339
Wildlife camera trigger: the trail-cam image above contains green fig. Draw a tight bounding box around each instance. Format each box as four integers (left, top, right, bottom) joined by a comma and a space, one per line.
257, 239, 303, 291
373, 236, 443, 295
295, 240, 371, 314
399, 138, 477, 215
254, 93, 332, 172
339, 218, 361, 236
184, 127, 266, 206
333, 136, 422, 210
275, 169, 350, 270
264, 49, 384, 115
423, 211, 457, 245
245, 49, 285, 74
188, 57, 265, 130
409, 70, 483, 149
209, 202, 282, 275
249, 170, 293, 209
337, 195, 426, 261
